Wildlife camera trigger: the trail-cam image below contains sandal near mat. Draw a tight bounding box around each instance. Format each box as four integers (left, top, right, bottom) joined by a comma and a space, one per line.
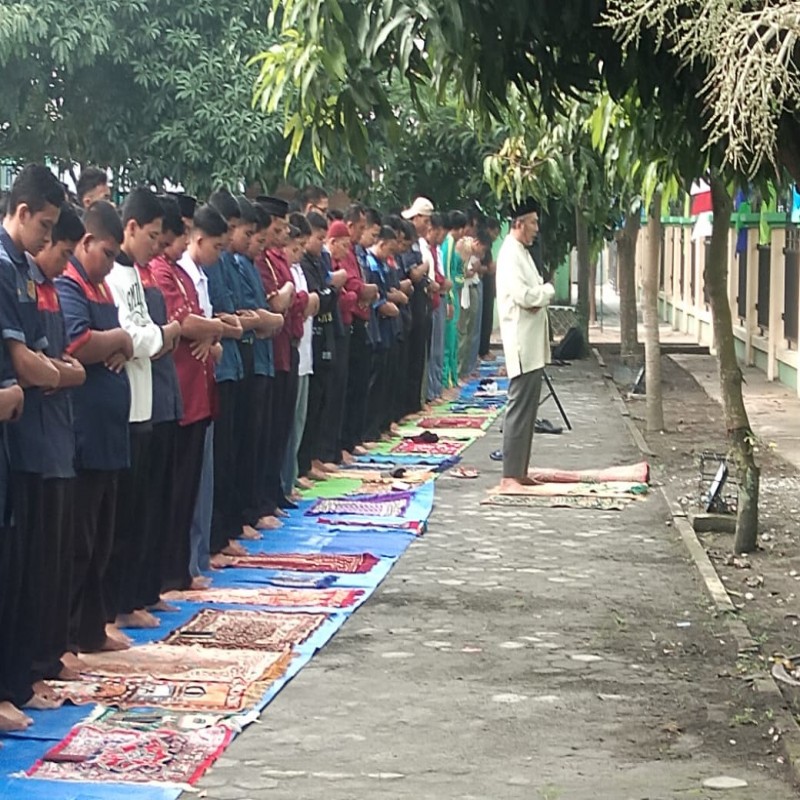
452, 467, 479, 479
489, 450, 503, 462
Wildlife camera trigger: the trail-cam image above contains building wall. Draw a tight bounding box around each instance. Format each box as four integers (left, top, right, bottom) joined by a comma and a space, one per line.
652, 215, 800, 394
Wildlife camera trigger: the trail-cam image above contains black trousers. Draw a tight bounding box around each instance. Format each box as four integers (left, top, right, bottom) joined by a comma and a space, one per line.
480, 273, 496, 357
393, 334, 410, 423
298, 362, 333, 476
107, 425, 152, 618
317, 328, 350, 463
237, 344, 268, 525
266, 351, 299, 507
364, 347, 388, 442
14, 474, 74, 682
254, 375, 277, 518
406, 304, 431, 415
71, 470, 119, 652
210, 380, 240, 554
161, 419, 206, 592
0, 516, 32, 706
342, 320, 371, 452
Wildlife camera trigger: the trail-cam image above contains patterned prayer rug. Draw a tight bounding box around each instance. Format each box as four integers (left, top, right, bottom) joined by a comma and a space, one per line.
91, 707, 228, 732
391, 440, 464, 456
223, 552, 380, 574
490, 481, 649, 498
27, 722, 233, 786
164, 587, 364, 609
47, 645, 294, 712
307, 494, 410, 517
481, 494, 632, 511
316, 517, 424, 534
419, 416, 486, 429
163, 608, 327, 650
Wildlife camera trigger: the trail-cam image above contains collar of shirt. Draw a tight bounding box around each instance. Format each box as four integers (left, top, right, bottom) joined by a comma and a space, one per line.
0, 226, 26, 268
178, 252, 212, 318
28, 257, 48, 286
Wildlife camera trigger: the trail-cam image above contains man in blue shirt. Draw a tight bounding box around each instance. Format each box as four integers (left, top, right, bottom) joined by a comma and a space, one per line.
18, 205, 87, 697
0, 164, 63, 729
56, 201, 133, 655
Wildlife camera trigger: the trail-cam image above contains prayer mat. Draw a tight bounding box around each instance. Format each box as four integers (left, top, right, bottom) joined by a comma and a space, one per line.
307, 495, 410, 517
92, 707, 228, 732
490, 481, 649, 498
47, 645, 294, 712
267, 573, 338, 589
528, 461, 650, 484
164, 587, 364, 609
419, 415, 487, 429
481, 494, 631, 511
391, 440, 463, 456
317, 517, 424, 534
223, 552, 380, 574
163, 608, 327, 651
27, 721, 233, 786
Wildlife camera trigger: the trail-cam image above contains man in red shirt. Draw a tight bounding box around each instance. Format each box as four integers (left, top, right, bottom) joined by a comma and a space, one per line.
254, 196, 308, 511
151, 205, 225, 588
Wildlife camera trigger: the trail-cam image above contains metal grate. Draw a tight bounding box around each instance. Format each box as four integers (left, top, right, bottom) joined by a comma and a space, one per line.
756, 246, 771, 331
784, 227, 800, 344
737, 245, 748, 322
698, 451, 738, 514
548, 305, 578, 340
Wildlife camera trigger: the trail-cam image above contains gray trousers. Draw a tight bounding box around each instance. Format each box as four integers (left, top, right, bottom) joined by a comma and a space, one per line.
502, 368, 544, 479
457, 285, 480, 379
189, 422, 214, 577
427, 301, 445, 401
282, 374, 309, 494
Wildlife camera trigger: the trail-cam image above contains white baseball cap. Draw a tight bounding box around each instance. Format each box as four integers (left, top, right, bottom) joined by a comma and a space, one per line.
401, 196, 435, 219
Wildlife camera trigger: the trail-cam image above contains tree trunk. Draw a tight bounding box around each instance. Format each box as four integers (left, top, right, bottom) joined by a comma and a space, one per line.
708, 176, 759, 553
575, 205, 591, 355
642, 192, 664, 431
589, 256, 597, 323
617, 210, 641, 365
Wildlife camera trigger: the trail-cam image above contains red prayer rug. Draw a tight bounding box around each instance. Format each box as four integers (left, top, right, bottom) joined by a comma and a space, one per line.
164, 587, 364, 609
163, 608, 327, 650
27, 721, 233, 786
47, 645, 293, 712
223, 552, 380, 574
419, 415, 486, 429
391, 440, 464, 456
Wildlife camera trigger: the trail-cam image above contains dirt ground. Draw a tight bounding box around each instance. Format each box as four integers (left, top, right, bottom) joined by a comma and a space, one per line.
603, 347, 800, 751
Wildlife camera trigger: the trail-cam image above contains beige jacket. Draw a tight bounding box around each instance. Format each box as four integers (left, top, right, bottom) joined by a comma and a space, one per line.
495, 235, 554, 379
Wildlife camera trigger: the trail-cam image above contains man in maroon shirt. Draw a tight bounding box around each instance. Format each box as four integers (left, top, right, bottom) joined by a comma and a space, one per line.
254, 196, 308, 510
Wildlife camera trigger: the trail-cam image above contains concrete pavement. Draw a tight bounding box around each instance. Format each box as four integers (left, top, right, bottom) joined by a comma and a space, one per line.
191, 360, 793, 799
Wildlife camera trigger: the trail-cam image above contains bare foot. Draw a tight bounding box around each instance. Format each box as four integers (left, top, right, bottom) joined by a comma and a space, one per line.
296, 476, 314, 490
274, 508, 288, 518
105, 623, 133, 644
321, 461, 339, 473
0, 701, 32, 731
341, 450, 355, 465
61, 651, 83, 671
499, 476, 542, 492
209, 554, 232, 569
148, 599, 179, 613
241, 524, 262, 540
57, 664, 81, 681
191, 575, 213, 588
289, 490, 302, 501
353, 445, 368, 456
222, 540, 247, 557
97, 635, 130, 652
32, 681, 60, 702
256, 515, 283, 530
24, 692, 63, 710
307, 469, 327, 481
115, 611, 157, 630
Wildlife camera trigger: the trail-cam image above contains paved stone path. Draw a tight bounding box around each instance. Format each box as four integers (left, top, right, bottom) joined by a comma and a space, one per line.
192, 361, 793, 799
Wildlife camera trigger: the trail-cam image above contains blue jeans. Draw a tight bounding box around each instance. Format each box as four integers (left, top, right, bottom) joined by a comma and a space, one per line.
427, 301, 446, 400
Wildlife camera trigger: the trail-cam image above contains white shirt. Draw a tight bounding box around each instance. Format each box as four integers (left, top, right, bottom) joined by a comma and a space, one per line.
419, 237, 436, 282
107, 260, 164, 422
178, 252, 212, 319
291, 262, 314, 377
495, 234, 555, 379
